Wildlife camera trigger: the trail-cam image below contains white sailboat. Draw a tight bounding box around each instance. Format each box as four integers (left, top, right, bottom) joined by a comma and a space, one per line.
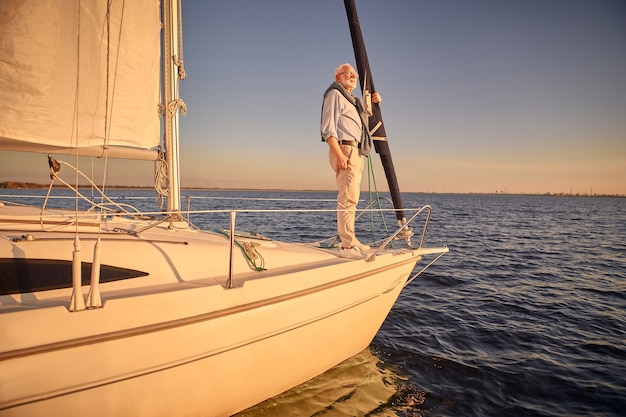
0, 1, 448, 416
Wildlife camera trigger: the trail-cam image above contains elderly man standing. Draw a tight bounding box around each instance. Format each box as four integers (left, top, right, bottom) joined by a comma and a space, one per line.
320, 63, 381, 259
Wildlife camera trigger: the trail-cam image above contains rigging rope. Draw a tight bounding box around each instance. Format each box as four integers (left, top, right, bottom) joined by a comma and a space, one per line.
173, 55, 187, 80
167, 98, 187, 116
218, 230, 266, 272
99, 0, 128, 203
364, 154, 393, 246
241, 241, 265, 271
44, 156, 139, 219
154, 149, 169, 208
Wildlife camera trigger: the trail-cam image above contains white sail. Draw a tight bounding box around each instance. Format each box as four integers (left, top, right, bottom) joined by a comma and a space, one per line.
0, 0, 161, 157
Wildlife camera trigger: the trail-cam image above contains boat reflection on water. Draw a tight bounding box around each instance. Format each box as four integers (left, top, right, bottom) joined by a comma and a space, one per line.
236, 347, 424, 416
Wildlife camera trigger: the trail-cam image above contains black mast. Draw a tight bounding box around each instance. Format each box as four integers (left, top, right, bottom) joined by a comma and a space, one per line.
344, 0, 407, 227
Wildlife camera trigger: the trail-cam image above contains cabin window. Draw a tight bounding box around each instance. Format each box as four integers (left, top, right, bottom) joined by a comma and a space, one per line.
0, 259, 148, 295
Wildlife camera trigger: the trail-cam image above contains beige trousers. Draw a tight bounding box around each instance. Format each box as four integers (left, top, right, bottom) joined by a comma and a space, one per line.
329, 144, 364, 248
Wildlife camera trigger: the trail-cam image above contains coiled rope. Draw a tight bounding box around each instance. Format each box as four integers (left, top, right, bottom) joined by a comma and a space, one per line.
218, 230, 266, 272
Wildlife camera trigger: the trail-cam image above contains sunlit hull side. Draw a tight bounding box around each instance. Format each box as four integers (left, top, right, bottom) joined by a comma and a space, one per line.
0, 205, 437, 417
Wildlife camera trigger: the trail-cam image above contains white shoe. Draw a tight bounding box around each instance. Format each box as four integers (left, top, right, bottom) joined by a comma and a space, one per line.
338, 247, 365, 259
353, 243, 370, 252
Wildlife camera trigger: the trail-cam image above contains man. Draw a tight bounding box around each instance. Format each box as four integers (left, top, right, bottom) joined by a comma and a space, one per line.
320, 63, 381, 259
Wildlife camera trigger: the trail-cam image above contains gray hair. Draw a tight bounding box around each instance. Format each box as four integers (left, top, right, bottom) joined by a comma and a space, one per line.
334, 63, 353, 78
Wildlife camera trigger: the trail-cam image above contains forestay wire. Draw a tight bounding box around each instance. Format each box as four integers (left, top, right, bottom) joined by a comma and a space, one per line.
365, 156, 394, 246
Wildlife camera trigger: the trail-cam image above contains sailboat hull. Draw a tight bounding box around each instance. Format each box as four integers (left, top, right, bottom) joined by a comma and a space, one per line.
0, 205, 422, 416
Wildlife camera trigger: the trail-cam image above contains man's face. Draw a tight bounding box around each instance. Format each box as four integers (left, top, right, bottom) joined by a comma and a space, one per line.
337, 66, 358, 91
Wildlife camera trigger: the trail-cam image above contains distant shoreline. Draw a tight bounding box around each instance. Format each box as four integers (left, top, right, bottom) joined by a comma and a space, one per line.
0, 181, 332, 193
1, 181, 623, 198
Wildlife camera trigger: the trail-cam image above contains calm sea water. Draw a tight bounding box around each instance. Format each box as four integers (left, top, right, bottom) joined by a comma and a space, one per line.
230, 192, 626, 417
2, 190, 624, 416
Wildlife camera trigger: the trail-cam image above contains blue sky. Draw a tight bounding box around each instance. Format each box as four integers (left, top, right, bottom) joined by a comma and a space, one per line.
2, 0, 625, 195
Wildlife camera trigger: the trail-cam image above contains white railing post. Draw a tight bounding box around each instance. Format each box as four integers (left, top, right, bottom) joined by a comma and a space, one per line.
225, 211, 236, 289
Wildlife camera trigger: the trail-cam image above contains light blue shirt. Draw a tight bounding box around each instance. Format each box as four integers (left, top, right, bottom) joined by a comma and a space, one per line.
320, 89, 362, 143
